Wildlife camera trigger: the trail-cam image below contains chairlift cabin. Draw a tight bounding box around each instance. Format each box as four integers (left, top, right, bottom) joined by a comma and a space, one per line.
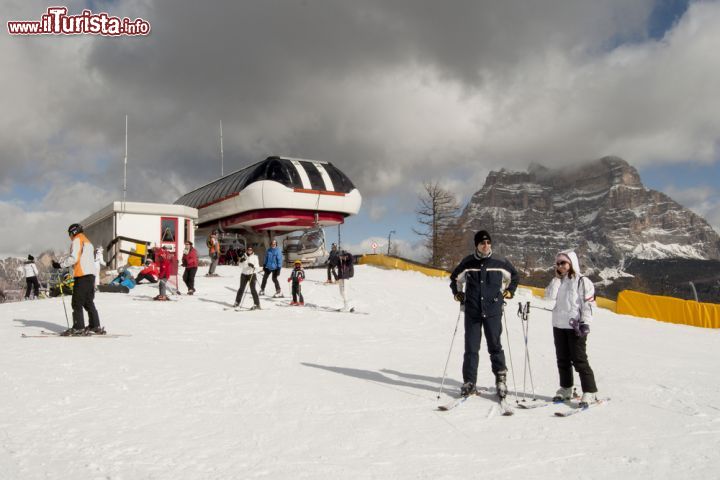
174, 156, 361, 251
283, 228, 328, 267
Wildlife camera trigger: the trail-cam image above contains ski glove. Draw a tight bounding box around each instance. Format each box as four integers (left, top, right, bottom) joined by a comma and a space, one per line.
569, 318, 590, 337
503, 290, 514, 299
454, 292, 465, 304
248, 263, 254, 268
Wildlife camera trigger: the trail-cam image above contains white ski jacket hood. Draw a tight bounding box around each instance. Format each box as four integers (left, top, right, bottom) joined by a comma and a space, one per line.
544, 250, 596, 329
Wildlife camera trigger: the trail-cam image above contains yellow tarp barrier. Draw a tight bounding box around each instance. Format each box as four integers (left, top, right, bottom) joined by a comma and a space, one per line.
128, 243, 147, 267
617, 290, 720, 329
359, 254, 450, 278
358, 254, 617, 311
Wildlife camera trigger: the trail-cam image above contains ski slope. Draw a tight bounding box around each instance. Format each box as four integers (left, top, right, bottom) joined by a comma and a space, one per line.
2, 265, 719, 479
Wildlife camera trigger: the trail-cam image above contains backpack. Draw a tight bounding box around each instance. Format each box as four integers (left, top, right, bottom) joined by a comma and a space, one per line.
339, 252, 354, 279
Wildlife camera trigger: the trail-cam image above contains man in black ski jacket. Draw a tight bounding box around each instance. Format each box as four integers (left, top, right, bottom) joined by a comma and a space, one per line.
450, 230, 519, 399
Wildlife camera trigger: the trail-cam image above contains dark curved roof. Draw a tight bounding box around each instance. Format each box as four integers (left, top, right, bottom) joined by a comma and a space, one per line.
174, 156, 356, 209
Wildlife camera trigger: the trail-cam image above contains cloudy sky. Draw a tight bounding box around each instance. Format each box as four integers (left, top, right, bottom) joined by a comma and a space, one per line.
1, 0, 719, 259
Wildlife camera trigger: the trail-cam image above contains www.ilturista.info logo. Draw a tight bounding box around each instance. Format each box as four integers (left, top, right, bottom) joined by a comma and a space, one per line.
7, 6, 151, 36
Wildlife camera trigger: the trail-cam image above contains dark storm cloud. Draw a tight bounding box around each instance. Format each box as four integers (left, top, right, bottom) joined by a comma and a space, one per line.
3, 0, 720, 256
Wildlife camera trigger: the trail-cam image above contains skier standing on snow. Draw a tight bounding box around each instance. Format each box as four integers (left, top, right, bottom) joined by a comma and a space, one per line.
450, 230, 518, 398
61, 224, 104, 335
544, 250, 599, 408
326, 243, 339, 283
21, 255, 41, 299
259, 239, 283, 297
154, 249, 172, 301
206, 230, 220, 276
288, 260, 305, 305
337, 249, 354, 312
94, 247, 106, 288
181, 240, 198, 295
234, 246, 261, 310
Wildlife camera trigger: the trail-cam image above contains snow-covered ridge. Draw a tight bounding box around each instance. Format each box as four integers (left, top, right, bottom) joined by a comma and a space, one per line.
629, 241, 708, 260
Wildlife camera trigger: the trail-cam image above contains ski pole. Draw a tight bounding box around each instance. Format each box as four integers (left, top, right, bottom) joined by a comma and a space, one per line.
523, 304, 536, 400
530, 305, 553, 312
437, 304, 464, 400
518, 301, 536, 402
502, 303, 519, 405
59, 281, 70, 329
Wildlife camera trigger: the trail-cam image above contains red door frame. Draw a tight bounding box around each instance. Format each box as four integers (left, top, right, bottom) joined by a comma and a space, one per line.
160, 217, 178, 253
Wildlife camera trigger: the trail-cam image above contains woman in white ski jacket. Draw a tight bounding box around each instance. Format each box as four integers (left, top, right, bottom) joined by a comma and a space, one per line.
21, 255, 41, 299
234, 246, 261, 310
544, 250, 599, 407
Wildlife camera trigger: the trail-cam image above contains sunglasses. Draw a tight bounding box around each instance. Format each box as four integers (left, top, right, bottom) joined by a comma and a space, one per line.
556, 261, 569, 266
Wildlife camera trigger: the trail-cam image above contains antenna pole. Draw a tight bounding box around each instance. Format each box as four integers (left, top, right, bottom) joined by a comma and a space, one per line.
123, 114, 128, 211
220, 120, 224, 177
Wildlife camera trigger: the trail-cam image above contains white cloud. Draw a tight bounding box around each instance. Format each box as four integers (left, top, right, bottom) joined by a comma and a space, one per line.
343, 236, 428, 263
663, 184, 720, 233
2, 1, 719, 254
0, 180, 114, 258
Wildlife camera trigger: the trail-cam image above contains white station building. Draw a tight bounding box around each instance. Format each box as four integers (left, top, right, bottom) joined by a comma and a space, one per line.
80, 201, 198, 268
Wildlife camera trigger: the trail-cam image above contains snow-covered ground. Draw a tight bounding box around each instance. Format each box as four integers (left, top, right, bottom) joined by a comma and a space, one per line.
2, 265, 719, 479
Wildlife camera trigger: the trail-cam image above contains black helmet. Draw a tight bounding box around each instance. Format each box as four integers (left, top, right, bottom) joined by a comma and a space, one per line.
68, 223, 83, 236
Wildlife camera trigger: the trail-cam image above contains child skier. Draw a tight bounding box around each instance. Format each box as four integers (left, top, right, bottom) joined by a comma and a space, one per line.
288, 260, 305, 305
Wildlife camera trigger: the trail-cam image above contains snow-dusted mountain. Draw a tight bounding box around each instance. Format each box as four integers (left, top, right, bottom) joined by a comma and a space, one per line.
457, 156, 720, 277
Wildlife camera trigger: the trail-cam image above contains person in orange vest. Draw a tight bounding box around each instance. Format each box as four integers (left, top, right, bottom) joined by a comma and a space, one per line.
60, 223, 104, 335
206, 230, 220, 277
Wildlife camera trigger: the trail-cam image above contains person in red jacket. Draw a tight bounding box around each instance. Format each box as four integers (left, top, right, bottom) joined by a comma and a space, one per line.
181, 240, 199, 295
154, 250, 172, 301
136, 259, 160, 284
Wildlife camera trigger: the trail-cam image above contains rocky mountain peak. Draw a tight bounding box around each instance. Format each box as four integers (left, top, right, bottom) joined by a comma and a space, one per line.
456, 157, 720, 279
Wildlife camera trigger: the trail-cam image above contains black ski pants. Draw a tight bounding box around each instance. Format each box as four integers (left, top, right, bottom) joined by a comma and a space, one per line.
183, 267, 197, 290
291, 282, 304, 303
71, 275, 100, 330
25, 276, 40, 298
327, 264, 337, 282
136, 272, 158, 284
553, 327, 597, 393
236, 273, 259, 307
463, 313, 506, 384
261, 268, 281, 293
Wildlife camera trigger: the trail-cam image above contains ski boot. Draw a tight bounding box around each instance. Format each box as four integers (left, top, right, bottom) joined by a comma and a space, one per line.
61, 328, 87, 336
273, 291, 283, 298
552, 387, 574, 403
460, 382, 476, 397
495, 372, 508, 399
579, 392, 597, 408
86, 326, 106, 335
259, 290, 265, 296
250, 305, 261, 311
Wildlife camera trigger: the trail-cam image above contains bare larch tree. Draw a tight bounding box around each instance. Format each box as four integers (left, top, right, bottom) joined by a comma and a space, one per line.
413, 181, 461, 268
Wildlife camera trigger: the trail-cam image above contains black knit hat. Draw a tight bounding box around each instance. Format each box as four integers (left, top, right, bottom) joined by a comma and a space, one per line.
28, 254, 34, 261
474, 230, 492, 246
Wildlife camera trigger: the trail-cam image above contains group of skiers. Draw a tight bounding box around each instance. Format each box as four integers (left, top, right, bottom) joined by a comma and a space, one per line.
230, 239, 354, 311
42, 222, 598, 406
450, 230, 599, 408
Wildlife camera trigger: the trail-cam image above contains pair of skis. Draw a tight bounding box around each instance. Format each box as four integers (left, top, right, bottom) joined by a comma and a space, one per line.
21, 330, 130, 338
438, 387, 514, 416
438, 389, 609, 417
